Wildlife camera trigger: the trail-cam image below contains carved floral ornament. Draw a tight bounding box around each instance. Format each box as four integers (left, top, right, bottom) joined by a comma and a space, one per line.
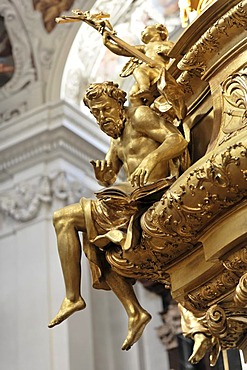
182, 268, 247, 353
176, 0, 247, 99
177, 0, 247, 74
0, 172, 84, 222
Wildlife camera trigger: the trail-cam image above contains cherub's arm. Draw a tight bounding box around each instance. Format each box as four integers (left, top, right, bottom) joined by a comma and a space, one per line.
91, 139, 122, 186
102, 31, 145, 57
155, 41, 174, 64
157, 41, 174, 54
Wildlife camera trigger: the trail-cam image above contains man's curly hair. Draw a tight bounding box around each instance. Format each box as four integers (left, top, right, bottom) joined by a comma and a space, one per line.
83, 81, 127, 108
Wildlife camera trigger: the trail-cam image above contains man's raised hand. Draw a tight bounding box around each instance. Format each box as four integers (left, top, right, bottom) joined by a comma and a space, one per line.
91, 159, 116, 186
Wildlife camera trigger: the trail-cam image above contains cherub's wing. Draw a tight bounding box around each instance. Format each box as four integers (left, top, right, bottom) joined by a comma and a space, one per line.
120, 57, 142, 78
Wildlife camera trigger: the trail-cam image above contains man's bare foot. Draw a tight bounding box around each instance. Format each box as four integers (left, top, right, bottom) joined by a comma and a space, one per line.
122, 309, 151, 350
48, 296, 86, 328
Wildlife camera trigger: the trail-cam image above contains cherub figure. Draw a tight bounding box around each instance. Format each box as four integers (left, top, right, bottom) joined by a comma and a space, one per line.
103, 24, 174, 105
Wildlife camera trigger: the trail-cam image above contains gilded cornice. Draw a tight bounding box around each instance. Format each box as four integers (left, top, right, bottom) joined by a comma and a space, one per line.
168, 0, 242, 62
177, 1, 247, 75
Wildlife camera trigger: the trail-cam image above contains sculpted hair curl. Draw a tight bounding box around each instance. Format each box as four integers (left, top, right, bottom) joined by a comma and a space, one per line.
83, 81, 127, 107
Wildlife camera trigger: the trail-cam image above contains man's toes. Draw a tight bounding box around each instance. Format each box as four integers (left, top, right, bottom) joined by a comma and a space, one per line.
122, 339, 132, 351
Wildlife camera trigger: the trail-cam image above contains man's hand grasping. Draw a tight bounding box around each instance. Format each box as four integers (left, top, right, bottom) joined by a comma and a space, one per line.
130, 158, 155, 187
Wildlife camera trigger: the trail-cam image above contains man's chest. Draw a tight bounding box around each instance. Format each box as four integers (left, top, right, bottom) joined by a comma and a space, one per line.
117, 128, 156, 162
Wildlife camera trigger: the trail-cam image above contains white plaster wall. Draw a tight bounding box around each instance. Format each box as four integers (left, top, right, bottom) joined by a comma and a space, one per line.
0, 217, 69, 370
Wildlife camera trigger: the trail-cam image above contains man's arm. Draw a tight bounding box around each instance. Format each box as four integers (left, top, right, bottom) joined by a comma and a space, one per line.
130, 106, 188, 186
91, 139, 122, 186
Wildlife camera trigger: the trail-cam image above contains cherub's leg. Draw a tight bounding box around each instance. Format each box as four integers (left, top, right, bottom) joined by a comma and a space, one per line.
133, 67, 150, 93
48, 203, 86, 328
105, 270, 151, 350
129, 84, 144, 106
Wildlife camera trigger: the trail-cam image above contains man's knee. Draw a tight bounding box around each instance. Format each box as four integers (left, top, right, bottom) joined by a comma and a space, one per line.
53, 208, 67, 230
53, 203, 85, 231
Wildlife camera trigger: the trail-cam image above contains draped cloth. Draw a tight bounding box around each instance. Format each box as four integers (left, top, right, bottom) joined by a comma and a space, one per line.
80, 179, 174, 289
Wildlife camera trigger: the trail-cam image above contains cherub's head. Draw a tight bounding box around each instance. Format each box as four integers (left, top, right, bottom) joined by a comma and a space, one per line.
141, 24, 168, 44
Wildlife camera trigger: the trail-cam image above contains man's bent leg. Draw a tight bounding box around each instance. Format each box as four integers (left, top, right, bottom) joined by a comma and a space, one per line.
48, 203, 86, 328
105, 270, 151, 350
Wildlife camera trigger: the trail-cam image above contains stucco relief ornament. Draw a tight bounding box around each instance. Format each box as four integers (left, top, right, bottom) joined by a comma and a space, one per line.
0, 173, 84, 222
0, 177, 51, 222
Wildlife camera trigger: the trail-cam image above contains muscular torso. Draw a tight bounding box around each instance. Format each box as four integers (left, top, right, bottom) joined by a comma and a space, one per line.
114, 112, 170, 182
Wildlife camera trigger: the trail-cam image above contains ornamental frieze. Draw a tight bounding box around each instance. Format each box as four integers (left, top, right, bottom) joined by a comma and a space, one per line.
0, 172, 84, 222
223, 247, 247, 274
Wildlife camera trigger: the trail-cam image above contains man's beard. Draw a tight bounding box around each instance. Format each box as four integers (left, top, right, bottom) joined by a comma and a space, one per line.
101, 112, 125, 139
113, 116, 125, 138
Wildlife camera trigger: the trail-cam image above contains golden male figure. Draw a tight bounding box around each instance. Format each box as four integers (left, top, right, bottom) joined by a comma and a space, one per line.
48, 81, 188, 350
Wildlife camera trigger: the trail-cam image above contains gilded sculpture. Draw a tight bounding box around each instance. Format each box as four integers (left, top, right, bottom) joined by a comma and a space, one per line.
102, 24, 174, 105
48, 80, 188, 350
50, 3, 247, 367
